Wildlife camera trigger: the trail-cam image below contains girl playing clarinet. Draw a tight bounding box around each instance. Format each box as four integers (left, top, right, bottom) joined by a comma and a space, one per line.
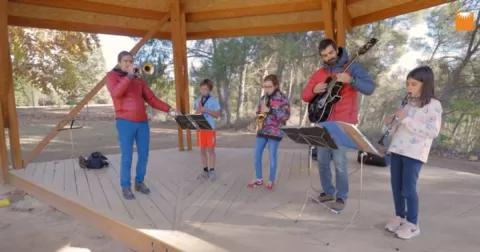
384, 66, 442, 240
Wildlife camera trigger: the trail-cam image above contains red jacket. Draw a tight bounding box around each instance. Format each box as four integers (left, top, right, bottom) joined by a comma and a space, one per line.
302, 47, 375, 124
106, 68, 171, 122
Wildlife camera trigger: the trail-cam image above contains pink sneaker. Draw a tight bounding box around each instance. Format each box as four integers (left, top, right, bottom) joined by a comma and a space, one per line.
266, 181, 275, 190
395, 221, 420, 240
385, 216, 406, 232
248, 179, 263, 188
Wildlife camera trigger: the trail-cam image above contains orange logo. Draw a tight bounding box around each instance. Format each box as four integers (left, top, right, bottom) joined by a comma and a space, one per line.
455, 12, 475, 31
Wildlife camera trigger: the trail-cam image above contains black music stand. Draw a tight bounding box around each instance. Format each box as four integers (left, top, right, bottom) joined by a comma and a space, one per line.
174, 114, 212, 130
281, 126, 338, 150
281, 122, 382, 228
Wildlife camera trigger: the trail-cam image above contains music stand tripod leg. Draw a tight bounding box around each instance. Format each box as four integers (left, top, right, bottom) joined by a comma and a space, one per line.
294, 145, 338, 224
343, 151, 367, 231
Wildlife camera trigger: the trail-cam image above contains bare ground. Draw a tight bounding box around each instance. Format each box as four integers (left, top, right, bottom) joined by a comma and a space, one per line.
1, 105, 479, 252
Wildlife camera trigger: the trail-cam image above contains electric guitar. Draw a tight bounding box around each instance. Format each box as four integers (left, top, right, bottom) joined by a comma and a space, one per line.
307, 38, 378, 123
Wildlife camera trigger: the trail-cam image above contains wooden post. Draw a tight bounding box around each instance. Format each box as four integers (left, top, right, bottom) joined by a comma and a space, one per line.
0, 102, 9, 184
170, 0, 187, 151
6, 47, 23, 169
180, 11, 192, 151
22, 14, 171, 167
335, 0, 347, 47
321, 0, 334, 39
1, 0, 21, 172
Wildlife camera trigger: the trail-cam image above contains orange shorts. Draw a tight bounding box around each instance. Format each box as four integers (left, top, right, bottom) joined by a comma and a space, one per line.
196, 130, 216, 148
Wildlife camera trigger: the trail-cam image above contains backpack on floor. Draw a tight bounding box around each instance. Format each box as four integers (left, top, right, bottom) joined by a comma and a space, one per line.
79, 152, 109, 169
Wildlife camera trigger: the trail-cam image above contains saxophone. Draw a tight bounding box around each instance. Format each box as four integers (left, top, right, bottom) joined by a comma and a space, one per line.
256, 96, 268, 132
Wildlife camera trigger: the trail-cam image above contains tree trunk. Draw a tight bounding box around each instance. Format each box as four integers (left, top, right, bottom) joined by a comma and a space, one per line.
235, 63, 247, 121
287, 65, 294, 100
451, 111, 466, 138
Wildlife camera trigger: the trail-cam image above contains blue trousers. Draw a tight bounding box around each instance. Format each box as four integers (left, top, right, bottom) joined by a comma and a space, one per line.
317, 145, 349, 200
116, 119, 150, 189
390, 153, 423, 224
253, 136, 280, 181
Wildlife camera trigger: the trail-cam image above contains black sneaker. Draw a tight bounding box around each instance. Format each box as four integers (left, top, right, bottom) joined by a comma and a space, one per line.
122, 188, 135, 200
317, 192, 335, 202
332, 198, 346, 211
134, 182, 151, 194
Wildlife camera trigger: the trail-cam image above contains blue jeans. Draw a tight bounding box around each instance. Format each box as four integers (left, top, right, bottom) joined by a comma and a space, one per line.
390, 153, 423, 224
317, 145, 349, 200
253, 136, 280, 181
116, 119, 150, 189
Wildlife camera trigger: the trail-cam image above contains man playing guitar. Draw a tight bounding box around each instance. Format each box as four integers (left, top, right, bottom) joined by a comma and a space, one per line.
301, 38, 375, 211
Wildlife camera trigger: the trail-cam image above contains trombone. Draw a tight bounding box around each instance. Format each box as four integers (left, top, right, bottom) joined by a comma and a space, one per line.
134, 62, 155, 76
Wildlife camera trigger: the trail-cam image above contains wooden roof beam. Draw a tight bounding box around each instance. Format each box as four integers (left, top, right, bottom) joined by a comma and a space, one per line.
352, 0, 455, 27
8, 16, 171, 40
9, 0, 165, 20
187, 22, 324, 40
187, 1, 322, 22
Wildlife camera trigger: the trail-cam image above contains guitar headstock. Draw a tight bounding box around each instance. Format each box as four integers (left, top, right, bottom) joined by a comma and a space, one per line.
357, 38, 378, 55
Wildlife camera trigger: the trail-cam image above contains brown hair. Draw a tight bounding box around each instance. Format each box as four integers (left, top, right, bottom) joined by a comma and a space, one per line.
117, 51, 133, 62
263, 74, 280, 90
406, 66, 436, 108
199, 78, 214, 91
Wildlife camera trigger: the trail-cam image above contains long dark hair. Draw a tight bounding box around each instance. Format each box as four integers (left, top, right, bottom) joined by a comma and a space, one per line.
407, 66, 435, 107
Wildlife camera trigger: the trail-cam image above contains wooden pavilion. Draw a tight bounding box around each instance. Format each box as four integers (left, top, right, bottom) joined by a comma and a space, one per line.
0, 0, 455, 251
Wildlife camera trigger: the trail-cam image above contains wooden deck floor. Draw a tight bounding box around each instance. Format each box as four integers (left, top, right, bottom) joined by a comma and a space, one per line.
9, 147, 480, 252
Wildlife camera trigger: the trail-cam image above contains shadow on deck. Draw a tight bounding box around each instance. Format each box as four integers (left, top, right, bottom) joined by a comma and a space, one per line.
8, 148, 480, 252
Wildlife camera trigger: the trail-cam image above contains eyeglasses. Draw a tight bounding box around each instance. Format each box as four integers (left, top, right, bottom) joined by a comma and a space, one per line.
263, 85, 274, 88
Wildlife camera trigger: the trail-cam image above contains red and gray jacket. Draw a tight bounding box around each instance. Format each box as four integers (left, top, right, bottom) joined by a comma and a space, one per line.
106, 68, 171, 122
301, 47, 375, 124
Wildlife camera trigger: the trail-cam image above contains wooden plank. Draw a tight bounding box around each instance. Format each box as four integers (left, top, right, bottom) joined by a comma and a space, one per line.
95, 160, 132, 218
22, 14, 171, 167
8, 172, 185, 252
187, 22, 324, 40
108, 154, 172, 229
42, 160, 55, 188
321, 0, 334, 39
23, 161, 37, 178
351, 0, 455, 27
73, 161, 94, 203
187, 0, 322, 22
104, 155, 155, 227
170, 0, 185, 151
84, 168, 111, 211
63, 159, 78, 196
181, 150, 239, 226
8, 16, 171, 40
189, 150, 249, 224
52, 160, 66, 192
31, 161, 46, 185
10, 0, 166, 20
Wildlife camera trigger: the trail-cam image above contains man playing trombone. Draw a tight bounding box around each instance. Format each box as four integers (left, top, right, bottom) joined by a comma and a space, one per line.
106, 51, 179, 200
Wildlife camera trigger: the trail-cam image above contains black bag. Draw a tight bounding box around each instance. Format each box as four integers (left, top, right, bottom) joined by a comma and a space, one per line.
79, 152, 109, 169
357, 150, 389, 167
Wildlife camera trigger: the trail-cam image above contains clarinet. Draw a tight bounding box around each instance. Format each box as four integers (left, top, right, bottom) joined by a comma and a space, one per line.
378, 92, 411, 146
